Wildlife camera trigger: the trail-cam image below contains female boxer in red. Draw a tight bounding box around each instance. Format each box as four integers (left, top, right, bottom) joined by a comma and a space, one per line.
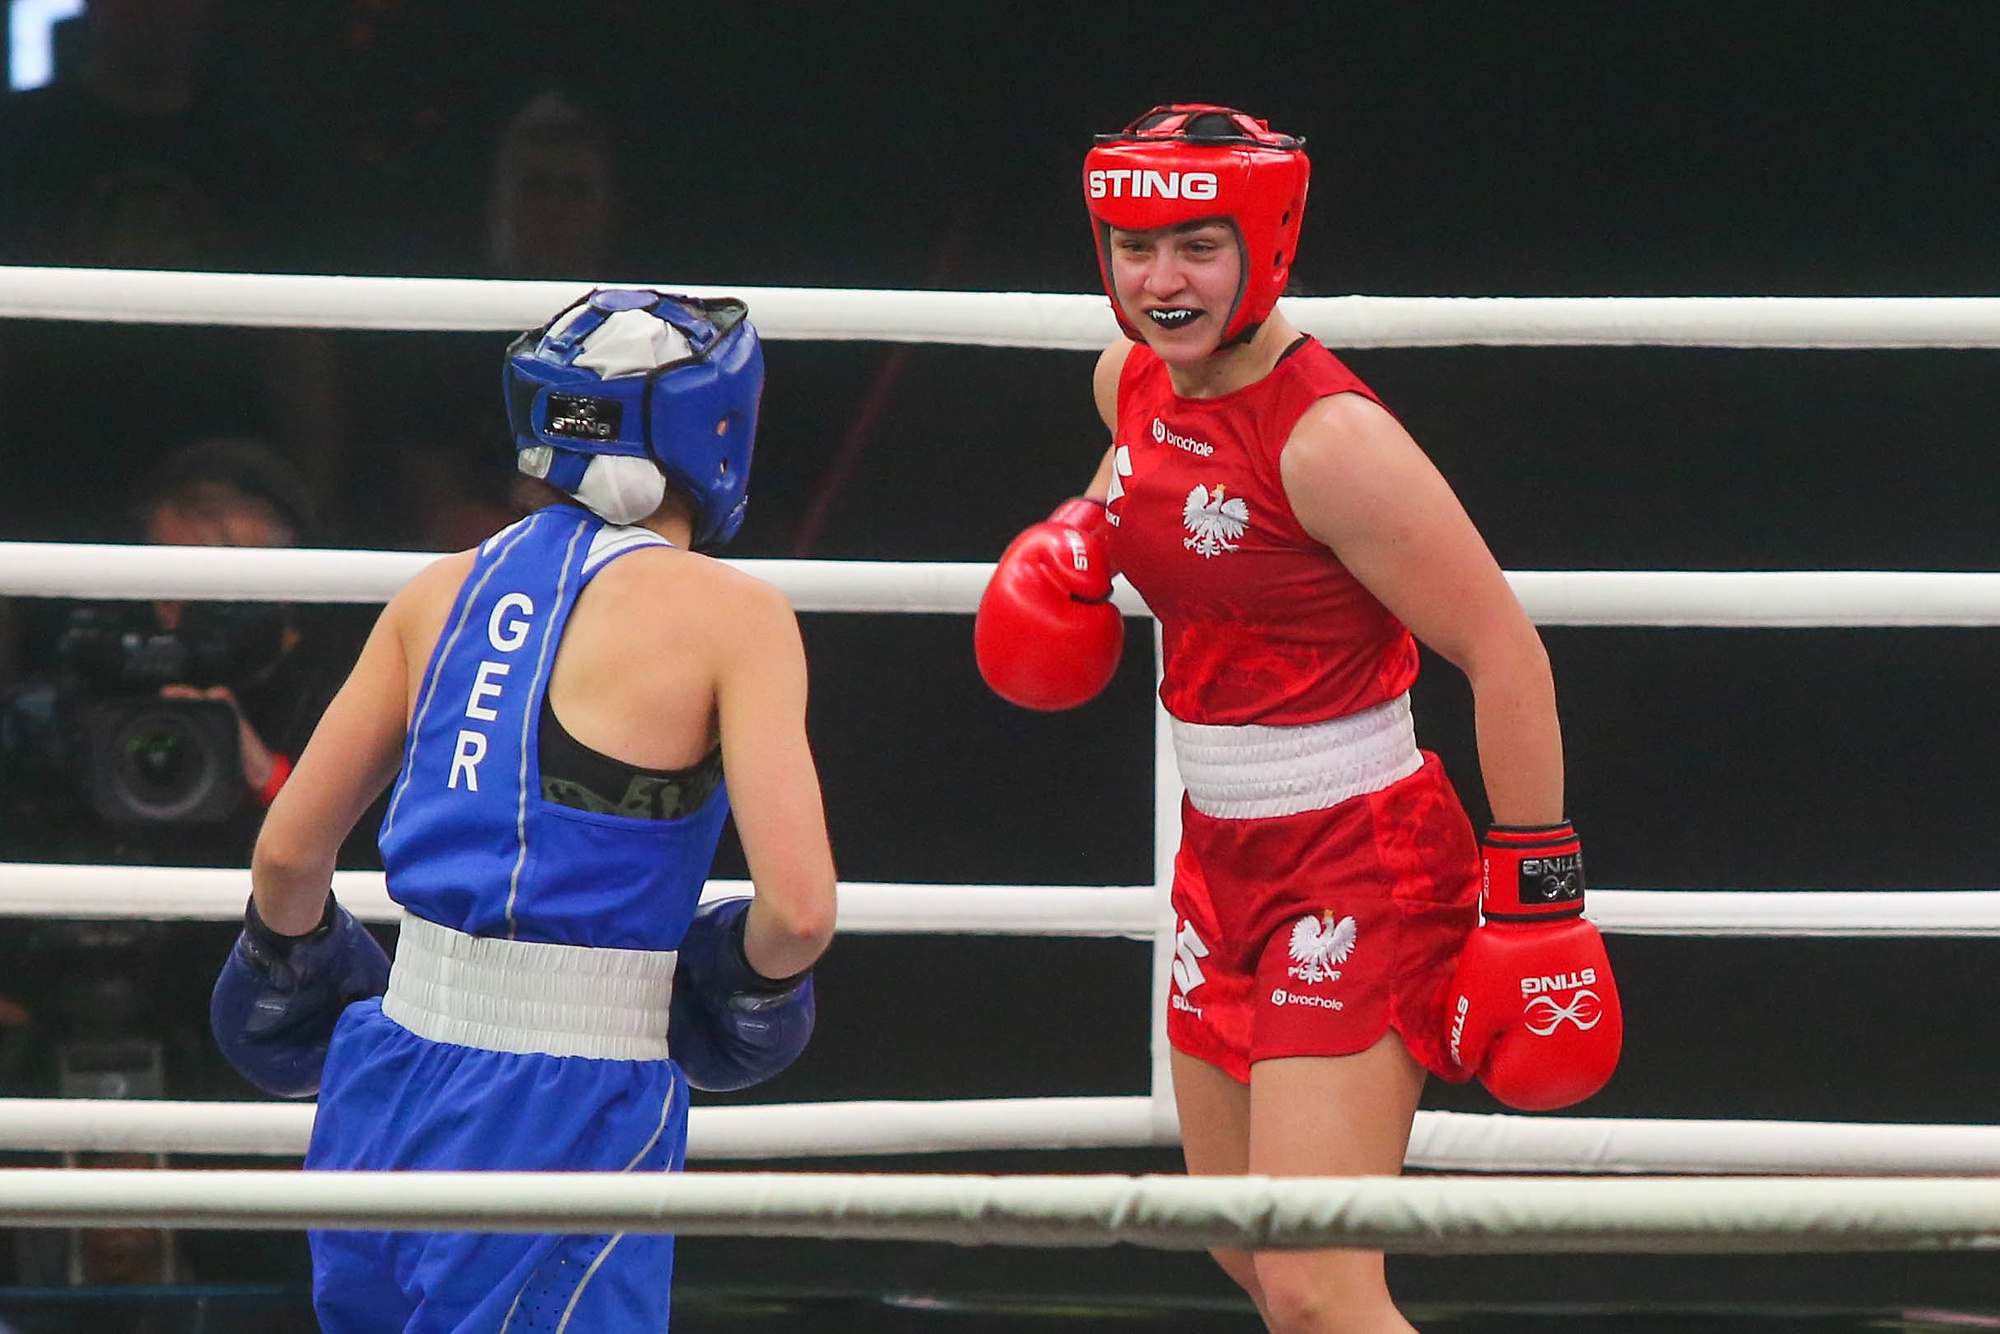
976, 107, 1622, 1334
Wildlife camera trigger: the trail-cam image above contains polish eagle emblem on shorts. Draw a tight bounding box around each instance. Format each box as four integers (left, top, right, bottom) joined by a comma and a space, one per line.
1287, 910, 1358, 985
1182, 484, 1249, 558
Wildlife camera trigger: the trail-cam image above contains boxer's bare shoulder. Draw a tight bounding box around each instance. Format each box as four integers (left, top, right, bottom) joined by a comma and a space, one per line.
371, 550, 478, 698
576, 543, 797, 657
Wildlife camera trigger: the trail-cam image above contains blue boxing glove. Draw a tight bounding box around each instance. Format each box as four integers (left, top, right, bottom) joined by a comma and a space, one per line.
669, 897, 816, 1092
209, 894, 390, 1099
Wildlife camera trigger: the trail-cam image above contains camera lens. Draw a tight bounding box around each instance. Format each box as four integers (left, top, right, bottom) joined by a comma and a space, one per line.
108, 708, 226, 821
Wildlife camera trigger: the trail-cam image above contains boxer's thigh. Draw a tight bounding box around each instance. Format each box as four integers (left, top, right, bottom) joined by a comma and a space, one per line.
1246, 1034, 1428, 1334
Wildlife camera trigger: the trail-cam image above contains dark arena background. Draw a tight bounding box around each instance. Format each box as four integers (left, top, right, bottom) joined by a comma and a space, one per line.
2, 2, 2000, 1330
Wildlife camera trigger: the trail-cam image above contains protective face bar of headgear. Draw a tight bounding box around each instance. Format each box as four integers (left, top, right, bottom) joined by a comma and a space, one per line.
504, 288, 764, 546
1084, 104, 1309, 347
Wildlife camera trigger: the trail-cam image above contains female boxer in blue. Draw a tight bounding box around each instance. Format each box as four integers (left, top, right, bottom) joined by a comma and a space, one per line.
210, 289, 838, 1332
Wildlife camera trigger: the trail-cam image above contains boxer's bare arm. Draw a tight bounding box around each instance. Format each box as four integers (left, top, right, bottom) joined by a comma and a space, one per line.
251, 554, 469, 934
710, 570, 836, 979
1281, 394, 1562, 825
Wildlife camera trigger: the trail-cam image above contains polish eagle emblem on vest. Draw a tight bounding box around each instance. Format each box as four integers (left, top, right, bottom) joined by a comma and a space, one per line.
1287, 910, 1358, 985
1182, 484, 1249, 558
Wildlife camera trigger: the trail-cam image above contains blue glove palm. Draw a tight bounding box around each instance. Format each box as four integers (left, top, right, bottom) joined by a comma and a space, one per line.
669, 897, 815, 1092
209, 895, 390, 1099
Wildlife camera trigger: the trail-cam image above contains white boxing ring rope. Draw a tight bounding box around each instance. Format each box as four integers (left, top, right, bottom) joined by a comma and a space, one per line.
17, 264, 2000, 350
5, 1169, 2000, 1254
5, 269, 2000, 1252
17, 543, 2000, 626
14, 1096, 2000, 1178
0, 865, 1162, 937
12, 863, 2000, 938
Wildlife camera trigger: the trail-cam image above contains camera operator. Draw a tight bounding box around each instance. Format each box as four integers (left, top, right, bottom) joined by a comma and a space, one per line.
0, 441, 374, 1281
1, 438, 373, 867
144, 441, 312, 811
138, 439, 375, 857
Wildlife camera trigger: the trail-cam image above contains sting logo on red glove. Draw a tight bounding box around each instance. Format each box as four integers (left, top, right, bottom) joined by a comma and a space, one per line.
1523, 986, 1605, 1035
1519, 852, 1583, 905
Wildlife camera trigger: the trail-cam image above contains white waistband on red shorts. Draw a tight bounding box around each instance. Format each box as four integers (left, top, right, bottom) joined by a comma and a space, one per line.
381, 912, 676, 1060
1170, 692, 1424, 820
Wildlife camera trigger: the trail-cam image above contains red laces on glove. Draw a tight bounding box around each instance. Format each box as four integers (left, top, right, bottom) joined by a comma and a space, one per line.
1481, 822, 1584, 922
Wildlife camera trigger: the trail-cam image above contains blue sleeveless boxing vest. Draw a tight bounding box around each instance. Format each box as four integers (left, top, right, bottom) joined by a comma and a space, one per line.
377, 504, 728, 950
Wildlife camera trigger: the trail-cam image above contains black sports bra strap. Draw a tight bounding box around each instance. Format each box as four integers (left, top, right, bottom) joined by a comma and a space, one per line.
538, 695, 722, 821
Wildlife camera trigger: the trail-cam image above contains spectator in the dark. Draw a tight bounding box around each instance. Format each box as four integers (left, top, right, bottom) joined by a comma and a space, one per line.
0, 0, 342, 544
362, 91, 624, 552
0, 0, 238, 271
485, 90, 618, 281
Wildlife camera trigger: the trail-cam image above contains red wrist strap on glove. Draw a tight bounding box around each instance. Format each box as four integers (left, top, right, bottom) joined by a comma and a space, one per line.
1481, 821, 1584, 922
256, 753, 294, 808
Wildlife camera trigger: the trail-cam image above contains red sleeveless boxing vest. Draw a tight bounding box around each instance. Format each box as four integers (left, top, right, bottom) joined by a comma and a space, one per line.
1102, 338, 1420, 726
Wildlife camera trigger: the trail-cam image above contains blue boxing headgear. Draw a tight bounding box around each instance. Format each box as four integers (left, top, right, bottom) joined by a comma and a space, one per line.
505, 289, 763, 546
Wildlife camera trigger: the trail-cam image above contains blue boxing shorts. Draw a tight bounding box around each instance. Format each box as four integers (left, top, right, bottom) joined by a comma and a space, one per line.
305, 999, 688, 1333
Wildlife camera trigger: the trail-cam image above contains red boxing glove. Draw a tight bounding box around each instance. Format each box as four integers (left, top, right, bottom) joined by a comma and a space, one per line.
975, 498, 1123, 711
1445, 822, 1623, 1111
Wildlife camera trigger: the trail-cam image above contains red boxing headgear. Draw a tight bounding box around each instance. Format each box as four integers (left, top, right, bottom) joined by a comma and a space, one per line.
1084, 105, 1309, 346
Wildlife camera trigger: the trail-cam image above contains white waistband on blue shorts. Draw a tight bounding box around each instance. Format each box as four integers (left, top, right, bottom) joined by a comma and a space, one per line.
1170, 692, 1424, 820
381, 912, 676, 1060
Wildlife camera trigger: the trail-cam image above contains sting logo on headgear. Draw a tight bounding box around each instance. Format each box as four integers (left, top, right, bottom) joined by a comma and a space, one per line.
544, 394, 622, 442
1083, 104, 1309, 347
1087, 170, 1219, 201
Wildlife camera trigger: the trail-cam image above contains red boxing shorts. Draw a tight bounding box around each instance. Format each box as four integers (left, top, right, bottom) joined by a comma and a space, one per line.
1166, 752, 1480, 1082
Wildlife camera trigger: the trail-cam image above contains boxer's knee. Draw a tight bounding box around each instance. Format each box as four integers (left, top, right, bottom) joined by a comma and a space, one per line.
1251, 1248, 1414, 1334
